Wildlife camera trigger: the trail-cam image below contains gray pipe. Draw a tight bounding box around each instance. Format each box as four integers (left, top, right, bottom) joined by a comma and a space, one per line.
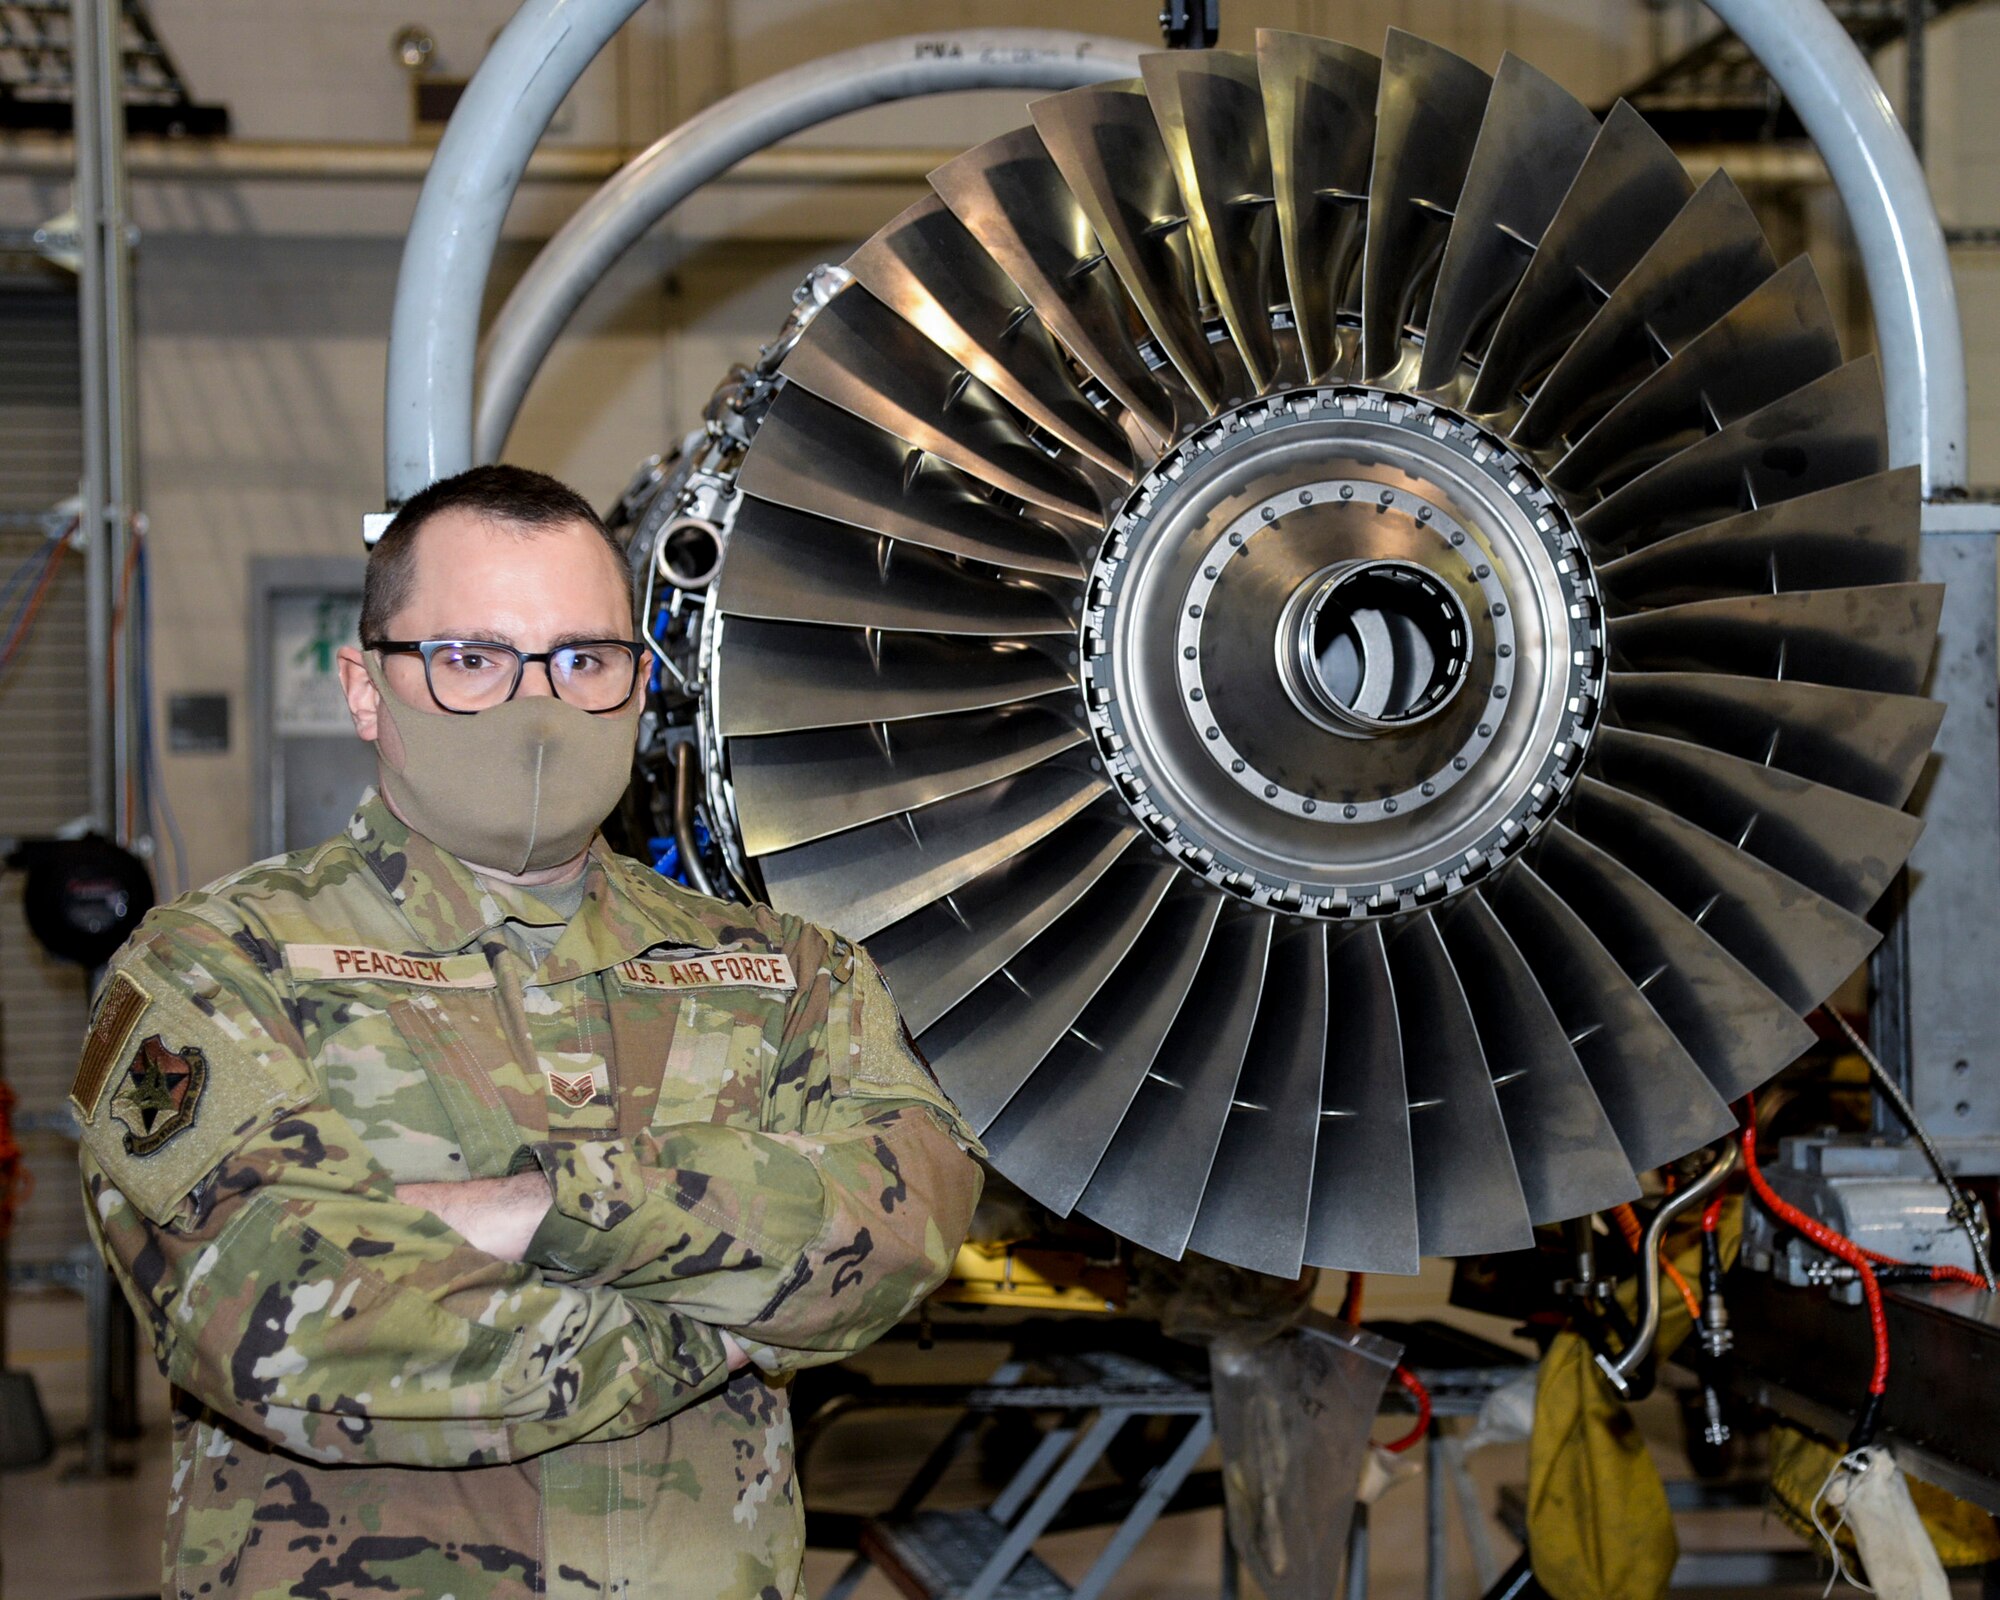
1703, 0, 1966, 493
384, 0, 648, 502
469, 30, 1145, 468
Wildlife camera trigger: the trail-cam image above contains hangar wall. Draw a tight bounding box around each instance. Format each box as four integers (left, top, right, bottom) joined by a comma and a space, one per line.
10, 0, 1996, 893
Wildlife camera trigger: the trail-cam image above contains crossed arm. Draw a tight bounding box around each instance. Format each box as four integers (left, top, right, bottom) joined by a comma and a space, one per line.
397, 1174, 751, 1371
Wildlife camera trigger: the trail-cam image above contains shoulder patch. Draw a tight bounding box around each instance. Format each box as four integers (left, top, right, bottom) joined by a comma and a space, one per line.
71, 970, 152, 1121
108, 1036, 209, 1156
284, 943, 495, 990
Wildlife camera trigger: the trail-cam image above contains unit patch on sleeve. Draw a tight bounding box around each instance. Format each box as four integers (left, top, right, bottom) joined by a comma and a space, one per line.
71, 969, 153, 1122
616, 949, 796, 993
108, 1035, 209, 1157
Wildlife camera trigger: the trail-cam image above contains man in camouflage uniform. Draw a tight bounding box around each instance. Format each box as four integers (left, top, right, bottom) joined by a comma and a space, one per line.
74, 465, 982, 1599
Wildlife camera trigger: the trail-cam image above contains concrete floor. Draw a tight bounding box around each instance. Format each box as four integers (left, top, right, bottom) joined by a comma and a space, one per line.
0, 1282, 1955, 1600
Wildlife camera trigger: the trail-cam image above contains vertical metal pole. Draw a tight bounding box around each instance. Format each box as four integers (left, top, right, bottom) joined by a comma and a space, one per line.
1344, 1502, 1370, 1600
1904, 0, 1926, 167
93, 0, 139, 846
1425, 1423, 1448, 1600
71, 0, 112, 835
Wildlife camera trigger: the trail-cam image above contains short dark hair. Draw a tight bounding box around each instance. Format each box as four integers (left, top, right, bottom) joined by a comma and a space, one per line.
361, 464, 628, 641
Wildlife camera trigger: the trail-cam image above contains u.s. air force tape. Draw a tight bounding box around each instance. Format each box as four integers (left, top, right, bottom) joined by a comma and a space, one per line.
615, 950, 796, 992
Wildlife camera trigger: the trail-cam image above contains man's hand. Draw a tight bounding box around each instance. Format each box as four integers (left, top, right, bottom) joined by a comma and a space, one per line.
398, 1173, 552, 1262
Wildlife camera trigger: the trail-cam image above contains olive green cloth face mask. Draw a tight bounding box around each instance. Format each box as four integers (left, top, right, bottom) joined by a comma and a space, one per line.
364, 655, 641, 875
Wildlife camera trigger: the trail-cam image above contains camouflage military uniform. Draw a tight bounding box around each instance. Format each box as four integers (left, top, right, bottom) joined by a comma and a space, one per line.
73, 792, 982, 1600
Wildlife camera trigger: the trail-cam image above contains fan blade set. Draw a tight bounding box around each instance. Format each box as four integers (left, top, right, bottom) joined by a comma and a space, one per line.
691, 29, 1937, 1276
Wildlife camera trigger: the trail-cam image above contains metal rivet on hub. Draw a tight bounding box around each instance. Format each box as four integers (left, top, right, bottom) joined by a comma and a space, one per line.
1189, 604, 1202, 617
1453, 757, 1469, 770
1498, 644, 1512, 658
1418, 507, 1432, 522
1190, 688, 1204, 701
1231, 759, 1245, 773
1340, 485, 1354, 500
1303, 800, 1317, 813
1478, 723, 1492, 737
1300, 490, 1314, 504
1207, 726, 1221, 740
1343, 804, 1358, 818
1383, 798, 1399, 813
1450, 531, 1465, 545
1421, 781, 1436, 796
1264, 784, 1279, 798
1493, 602, 1507, 617
1494, 685, 1508, 699
1379, 490, 1394, 505
1262, 507, 1276, 521
1205, 565, 1218, 578
1476, 564, 1491, 579
1230, 531, 1245, 545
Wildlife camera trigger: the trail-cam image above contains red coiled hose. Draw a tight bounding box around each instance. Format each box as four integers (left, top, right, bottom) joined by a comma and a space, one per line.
1739, 1093, 1889, 1440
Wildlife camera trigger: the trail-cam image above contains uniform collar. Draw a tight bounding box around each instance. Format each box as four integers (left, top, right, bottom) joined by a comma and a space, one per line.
346, 789, 727, 977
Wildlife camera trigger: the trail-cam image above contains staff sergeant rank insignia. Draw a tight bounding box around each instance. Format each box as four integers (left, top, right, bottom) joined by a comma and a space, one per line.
109, 1036, 209, 1157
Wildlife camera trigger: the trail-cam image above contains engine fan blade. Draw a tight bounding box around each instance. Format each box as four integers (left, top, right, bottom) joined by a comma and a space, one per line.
928, 127, 1191, 448
980, 889, 1223, 1215
1142, 49, 1290, 391
1304, 925, 1419, 1274
756, 760, 1107, 938
1608, 583, 1944, 695
1416, 53, 1598, 391
1603, 672, 1942, 809
1578, 358, 1889, 550
721, 496, 1073, 636
1589, 726, 1923, 915
870, 817, 1138, 1033
1438, 894, 1639, 1222
740, 386, 1083, 578
1031, 82, 1234, 410
1185, 921, 1330, 1278
1571, 777, 1881, 1014
1486, 863, 1738, 1171
1597, 467, 1920, 608
729, 707, 1086, 857
780, 284, 1107, 523
713, 619, 1072, 737
1467, 100, 1693, 415
1389, 911, 1533, 1255
1550, 255, 1842, 496
1361, 31, 1491, 380
1076, 909, 1274, 1259
1256, 28, 1379, 380
847, 193, 1138, 477
1514, 171, 1774, 449
1534, 821, 1812, 1102
922, 860, 1177, 1130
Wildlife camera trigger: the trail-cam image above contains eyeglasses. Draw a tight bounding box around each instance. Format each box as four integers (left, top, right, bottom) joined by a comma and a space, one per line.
366, 638, 644, 715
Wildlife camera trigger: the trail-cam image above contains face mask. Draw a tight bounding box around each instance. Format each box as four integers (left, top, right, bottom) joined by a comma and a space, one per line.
364, 656, 640, 875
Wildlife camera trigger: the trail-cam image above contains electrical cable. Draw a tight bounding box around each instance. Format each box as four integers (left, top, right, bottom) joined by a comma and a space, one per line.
1384, 1364, 1432, 1454
1819, 1005, 1994, 1289
1740, 1092, 1889, 1448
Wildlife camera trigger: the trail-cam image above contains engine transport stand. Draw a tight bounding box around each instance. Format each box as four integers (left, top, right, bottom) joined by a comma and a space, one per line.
811, 1331, 1214, 1600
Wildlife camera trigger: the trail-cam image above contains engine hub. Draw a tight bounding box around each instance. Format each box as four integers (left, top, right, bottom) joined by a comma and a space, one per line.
1081, 386, 1604, 917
